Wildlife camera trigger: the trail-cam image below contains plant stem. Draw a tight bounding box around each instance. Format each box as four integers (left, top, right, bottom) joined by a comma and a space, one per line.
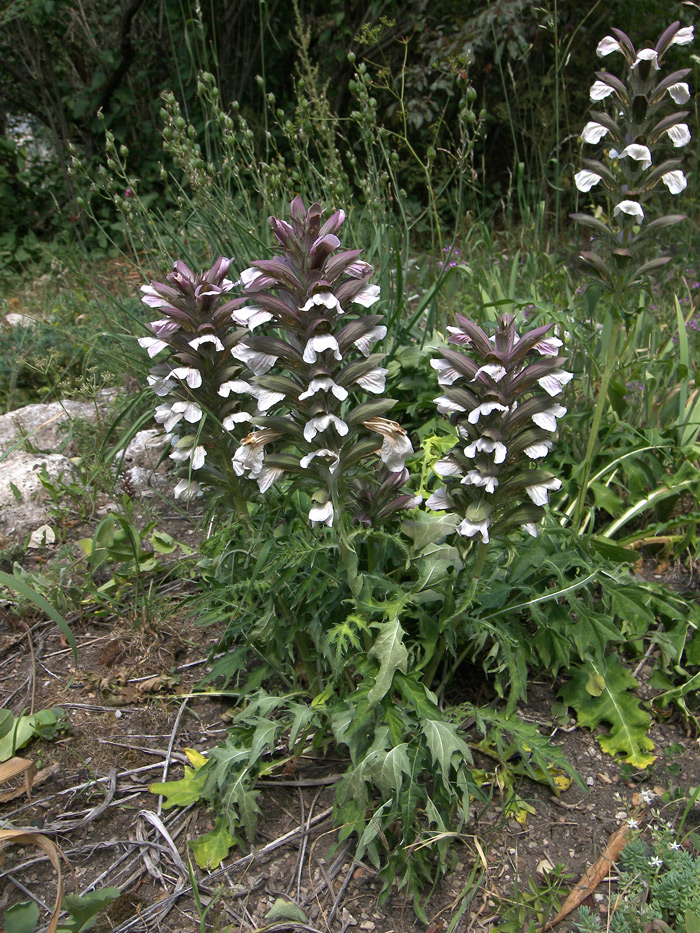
572, 316, 622, 531
423, 540, 490, 691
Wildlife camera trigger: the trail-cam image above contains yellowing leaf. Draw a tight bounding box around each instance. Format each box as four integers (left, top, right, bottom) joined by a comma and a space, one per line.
184, 748, 208, 769
189, 816, 236, 869
149, 764, 207, 808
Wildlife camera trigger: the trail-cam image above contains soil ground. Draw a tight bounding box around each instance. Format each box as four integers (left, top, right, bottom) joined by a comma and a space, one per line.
1, 527, 700, 933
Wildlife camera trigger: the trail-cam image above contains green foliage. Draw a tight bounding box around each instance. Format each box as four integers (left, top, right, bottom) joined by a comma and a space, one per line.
573, 824, 700, 933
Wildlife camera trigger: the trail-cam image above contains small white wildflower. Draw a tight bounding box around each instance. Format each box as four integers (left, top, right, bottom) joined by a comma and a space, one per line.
581, 121, 610, 144
667, 82, 691, 104
662, 170, 687, 194
189, 334, 225, 351
614, 200, 645, 223
618, 144, 652, 171
632, 49, 659, 70
302, 334, 343, 363
669, 840, 682, 851
649, 855, 663, 869
670, 26, 694, 46
640, 788, 655, 804
590, 80, 616, 101
309, 499, 334, 527
667, 124, 691, 147
574, 169, 603, 193
596, 36, 622, 57
627, 817, 639, 829
456, 516, 490, 543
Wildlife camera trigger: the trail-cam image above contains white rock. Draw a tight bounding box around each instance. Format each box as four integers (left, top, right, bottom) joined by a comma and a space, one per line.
27, 523, 56, 548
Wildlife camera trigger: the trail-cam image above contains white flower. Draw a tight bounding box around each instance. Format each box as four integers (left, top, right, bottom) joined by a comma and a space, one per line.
354, 325, 387, 357
434, 457, 461, 477
173, 479, 202, 500
463, 469, 499, 494
191, 445, 207, 470
231, 428, 280, 477
257, 466, 284, 493
218, 379, 251, 397
298, 377, 348, 401
464, 438, 507, 464
662, 170, 688, 194
524, 440, 553, 459
534, 336, 563, 356
149, 318, 180, 338
532, 403, 566, 432
632, 49, 659, 70
303, 414, 349, 442
239, 267, 264, 288
614, 200, 645, 223
581, 121, 610, 144
474, 362, 507, 382
426, 488, 450, 510
154, 401, 203, 433
147, 374, 174, 397
590, 80, 616, 101
468, 401, 509, 424
670, 26, 694, 46
667, 124, 691, 147
431, 359, 461, 385
435, 396, 466, 415
526, 476, 562, 506
538, 370, 574, 397
171, 367, 202, 389
456, 516, 490, 544
189, 334, 225, 351
309, 499, 334, 527
669, 841, 682, 851
596, 36, 621, 57
252, 387, 286, 411
232, 304, 273, 329
574, 170, 603, 193
363, 417, 414, 472
355, 368, 388, 394
667, 82, 691, 104
352, 284, 381, 307
627, 817, 639, 829
231, 344, 278, 374
649, 856, 663, 869
300, 291, 344, 315
138, 336, 168, 357
302, 334, 343, 363
222, 412, 253, 430
522, 523, 538, 537
640, 788, 655, 804
299, 448, 341, 473
618, 144, 652, 170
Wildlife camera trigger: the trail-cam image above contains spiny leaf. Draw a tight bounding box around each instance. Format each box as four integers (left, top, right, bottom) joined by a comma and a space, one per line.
421, 719, 472, 777
560, 654, 655, 768
377, 744, 411, 796
149, 764, 208, 808
368, 615, 408, 707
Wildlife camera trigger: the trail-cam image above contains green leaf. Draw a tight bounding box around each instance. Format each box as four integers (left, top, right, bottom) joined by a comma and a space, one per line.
377, 743, 411, 796
149, 530, 177, 554
149, 764, 208, 808
367, 614, 408, 707
9, 482, 22, 502
265, 899, 309, 924
0, 570, 77, 666
57, 889, 121, 933
0, 709, 14, 740
421, 719, 472, 776
189, 816, 236, 869
0, 708, 65, 762
560, 654, 655, 768
4, 901, 39, 933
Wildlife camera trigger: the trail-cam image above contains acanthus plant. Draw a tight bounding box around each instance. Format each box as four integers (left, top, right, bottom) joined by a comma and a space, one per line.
573, 20, 693, 296
571, 20, 693, 528
428, 313, 570, 563
138, 257, 255, 515
229, 196, 418, 540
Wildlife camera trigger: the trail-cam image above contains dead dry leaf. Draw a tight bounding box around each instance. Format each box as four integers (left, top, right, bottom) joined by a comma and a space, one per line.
0, 756, 36, 802
0, 829, 64, 933
541, 821, 631, 931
